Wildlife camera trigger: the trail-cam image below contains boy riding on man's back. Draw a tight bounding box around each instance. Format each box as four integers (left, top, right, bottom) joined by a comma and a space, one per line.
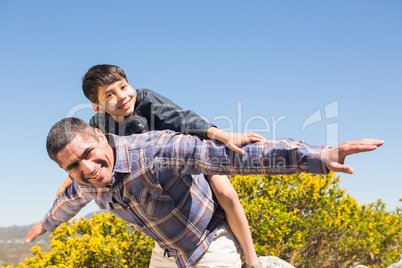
56, 64, 263, 267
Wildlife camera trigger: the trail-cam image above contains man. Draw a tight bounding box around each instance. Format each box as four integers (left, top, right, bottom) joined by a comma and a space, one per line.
26, 117, 383, 268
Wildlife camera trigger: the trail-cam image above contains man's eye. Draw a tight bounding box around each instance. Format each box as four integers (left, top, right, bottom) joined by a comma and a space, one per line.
84, 149, 94, 158
68, 163, 78, 171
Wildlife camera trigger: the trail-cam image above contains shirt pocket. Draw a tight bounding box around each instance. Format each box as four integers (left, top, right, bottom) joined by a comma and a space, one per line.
137, 183, 175, 221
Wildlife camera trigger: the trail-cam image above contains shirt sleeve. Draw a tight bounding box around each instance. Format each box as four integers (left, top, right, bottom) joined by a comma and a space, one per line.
41, 181, 94, 232
156, 132, 330, 177
138, 89, 215, 138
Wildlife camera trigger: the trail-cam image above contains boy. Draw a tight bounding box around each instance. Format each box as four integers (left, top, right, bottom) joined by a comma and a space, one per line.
56, 64, 263, 267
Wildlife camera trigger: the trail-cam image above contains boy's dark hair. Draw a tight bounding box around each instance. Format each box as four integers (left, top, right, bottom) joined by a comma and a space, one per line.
47, 117, 97, 163
82, 64, 128, 103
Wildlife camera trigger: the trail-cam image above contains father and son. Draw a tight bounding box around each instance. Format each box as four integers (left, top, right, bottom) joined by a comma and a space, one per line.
25, 64, 384, 268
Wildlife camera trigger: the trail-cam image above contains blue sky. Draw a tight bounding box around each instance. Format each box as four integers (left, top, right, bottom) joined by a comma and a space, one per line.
0, 0, 400, 227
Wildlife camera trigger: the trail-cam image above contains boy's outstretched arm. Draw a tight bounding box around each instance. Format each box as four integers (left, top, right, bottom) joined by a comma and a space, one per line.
25, 221, 46, 243
325, 139, 384, 173
206, 126, 265, 154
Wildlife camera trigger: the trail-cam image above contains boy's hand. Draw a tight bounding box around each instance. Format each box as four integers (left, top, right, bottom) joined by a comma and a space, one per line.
56, 185, 66, 198
325, 139, 384, 174
206, 127, 265, 154
56, 176, 74, 198
25, 221, 46, 243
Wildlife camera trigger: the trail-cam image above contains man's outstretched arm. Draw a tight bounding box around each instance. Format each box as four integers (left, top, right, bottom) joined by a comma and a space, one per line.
325, 139, 384, 174
157, 133, 384, 177
25, 182, 95, 243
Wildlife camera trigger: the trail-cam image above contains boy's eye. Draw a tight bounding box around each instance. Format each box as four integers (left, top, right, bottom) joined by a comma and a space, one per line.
121, 85, 126, 90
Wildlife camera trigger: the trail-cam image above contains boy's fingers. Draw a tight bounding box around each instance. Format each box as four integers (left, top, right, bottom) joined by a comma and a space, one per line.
247, 132, 265, 140
249, 136, 265, 142
228, 144, 246, 155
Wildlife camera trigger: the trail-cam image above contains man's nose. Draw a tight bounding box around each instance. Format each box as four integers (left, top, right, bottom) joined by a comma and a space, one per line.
81, 159, 95, 176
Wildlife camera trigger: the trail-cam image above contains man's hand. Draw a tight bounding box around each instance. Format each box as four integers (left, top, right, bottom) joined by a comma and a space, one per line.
206, 127, 265, 154
25, 221, 46, 243
325, 139, 384, 174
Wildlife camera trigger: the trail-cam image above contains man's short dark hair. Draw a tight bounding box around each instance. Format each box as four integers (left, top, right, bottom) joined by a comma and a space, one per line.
82, 64, 128, 103
46, 117, 97, 163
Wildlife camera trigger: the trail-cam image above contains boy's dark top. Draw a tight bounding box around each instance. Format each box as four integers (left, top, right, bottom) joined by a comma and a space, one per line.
89, 88, 215, 138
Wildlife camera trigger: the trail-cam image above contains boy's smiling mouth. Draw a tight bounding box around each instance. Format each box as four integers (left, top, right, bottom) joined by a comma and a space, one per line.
119, 99, 132, 110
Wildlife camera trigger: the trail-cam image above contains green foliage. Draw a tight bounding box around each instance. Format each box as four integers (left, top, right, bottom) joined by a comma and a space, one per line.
3, 173, 402, 268
231, 172, 402, 267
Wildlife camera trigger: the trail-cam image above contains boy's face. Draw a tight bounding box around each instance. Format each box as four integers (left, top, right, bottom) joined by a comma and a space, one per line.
93, 79, 136, 123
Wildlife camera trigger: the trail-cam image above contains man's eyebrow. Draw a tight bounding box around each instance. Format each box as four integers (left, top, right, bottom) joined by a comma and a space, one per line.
65, 147, 92, 170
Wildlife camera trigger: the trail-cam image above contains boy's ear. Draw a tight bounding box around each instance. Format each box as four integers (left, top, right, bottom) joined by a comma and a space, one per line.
92, 103, 105, 113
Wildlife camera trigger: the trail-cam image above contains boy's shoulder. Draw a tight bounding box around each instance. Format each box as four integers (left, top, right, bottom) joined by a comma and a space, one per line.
135, 88, 155, 100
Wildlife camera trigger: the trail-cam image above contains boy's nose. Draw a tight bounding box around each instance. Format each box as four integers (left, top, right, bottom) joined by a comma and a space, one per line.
115, 89, 125, 100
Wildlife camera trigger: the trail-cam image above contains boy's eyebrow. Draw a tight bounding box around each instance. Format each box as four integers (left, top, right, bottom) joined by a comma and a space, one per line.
65, 147, 93, 171
118, 80, 127, 86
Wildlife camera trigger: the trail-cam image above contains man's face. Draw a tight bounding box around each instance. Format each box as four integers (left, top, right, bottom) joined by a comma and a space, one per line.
57, 129, 115, 188
93, 79, 136, 123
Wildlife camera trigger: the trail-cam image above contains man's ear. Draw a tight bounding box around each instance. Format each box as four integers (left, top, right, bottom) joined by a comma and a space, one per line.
94, 128, 107, 145
92, 103, 105, 113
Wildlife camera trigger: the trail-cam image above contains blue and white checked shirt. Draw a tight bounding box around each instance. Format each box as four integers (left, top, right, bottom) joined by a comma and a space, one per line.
42, 130, 329, 268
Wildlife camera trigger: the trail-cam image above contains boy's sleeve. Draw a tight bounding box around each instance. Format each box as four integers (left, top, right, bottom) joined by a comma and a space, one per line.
42, 181, 94, 232
139, 89, 215, 138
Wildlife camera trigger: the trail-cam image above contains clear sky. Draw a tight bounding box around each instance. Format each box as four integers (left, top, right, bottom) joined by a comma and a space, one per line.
0, 0, 400, 227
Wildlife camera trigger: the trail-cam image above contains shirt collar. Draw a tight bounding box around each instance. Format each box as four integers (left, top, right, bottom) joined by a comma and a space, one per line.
106, 133, 132, 174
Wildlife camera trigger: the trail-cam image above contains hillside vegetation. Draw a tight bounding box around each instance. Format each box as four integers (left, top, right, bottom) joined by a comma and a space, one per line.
2, 173, 402, 267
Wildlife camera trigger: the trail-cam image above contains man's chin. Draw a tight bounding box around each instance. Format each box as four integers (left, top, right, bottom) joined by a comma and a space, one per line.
95, 178, 112, 188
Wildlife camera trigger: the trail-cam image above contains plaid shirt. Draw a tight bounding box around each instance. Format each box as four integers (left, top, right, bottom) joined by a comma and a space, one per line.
42, 130, 329, 268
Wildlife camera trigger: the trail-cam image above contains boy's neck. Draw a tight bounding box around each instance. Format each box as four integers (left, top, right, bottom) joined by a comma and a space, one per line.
111, 115, 126, 123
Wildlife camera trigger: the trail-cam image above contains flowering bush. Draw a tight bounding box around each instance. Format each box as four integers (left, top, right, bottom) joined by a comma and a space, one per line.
2, 212, 153, 268
231, 172, 402, 267
3, 173, 402, 267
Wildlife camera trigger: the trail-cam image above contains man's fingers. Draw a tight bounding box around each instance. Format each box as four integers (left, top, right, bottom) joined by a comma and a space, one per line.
25, 222, 46, 243
328, 161, 354, 174
340, 140, 384, 155
25, 231, 36, 243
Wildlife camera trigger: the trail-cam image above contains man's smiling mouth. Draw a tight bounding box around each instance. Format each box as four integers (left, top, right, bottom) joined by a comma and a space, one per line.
88, 166, 102, 180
